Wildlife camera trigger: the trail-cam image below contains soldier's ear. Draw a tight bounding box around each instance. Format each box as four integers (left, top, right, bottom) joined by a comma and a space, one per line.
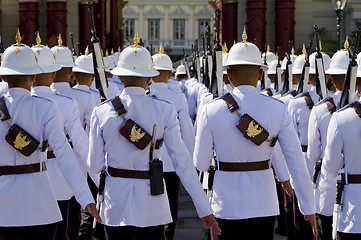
227, 67, 232, 81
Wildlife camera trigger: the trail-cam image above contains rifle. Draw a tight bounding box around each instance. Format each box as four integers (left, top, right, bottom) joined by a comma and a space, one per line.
92, 169, 107, 229
213, 9, 223, 97
195, 39, 202, 82
183, 48, 191, 79
314, 25, 327, 100
332, 179, 345, 240
87, 1, 108, 100
338, 28, 361, 108
76, 42, 81, 57
191, 44, 196, 78
202, 34, 210, 88
260, 45, 268, 91
206, 25, 213, 91
275, 47, 282, 93
281, 41, 294, 95
297, 40, 313, 95
70, 33, 77, 56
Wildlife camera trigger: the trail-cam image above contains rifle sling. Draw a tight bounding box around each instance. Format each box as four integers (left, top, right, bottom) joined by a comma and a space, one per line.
325, 98, 336, 114
352, 101, 361, 118
0, 97, 11, 121
303, 92, 314, 110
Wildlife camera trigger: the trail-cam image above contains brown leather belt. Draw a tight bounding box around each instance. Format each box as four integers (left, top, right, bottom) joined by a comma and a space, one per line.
301, 145, 308, 152
341, 173, 361, 184
108, 166, 149, 179
0, 162, 46, 176
216, 160, 270, 172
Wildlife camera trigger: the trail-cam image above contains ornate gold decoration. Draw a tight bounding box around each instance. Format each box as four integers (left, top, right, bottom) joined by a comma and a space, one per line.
302, 44, 306, 55
13, 28, 25, 49
130, 125, 145, 142
159, 43, 164, 54
105, 49, 109, 57
58, 33, 63, 46
14, 133, 31, 150
267, 44, 270, 53
181, 61, 183, 66
131, 30, 141, 48
319, 40, 322, 52
291, 46, 295, 55
85, 45, 89, 56
118, 46, 121, 52
111, 48, 114, 55
233, 40, 236, 46
344, 36, 349, 50
133, 50, 137, 56
154, 48, 159, 54
246, 120, 263, 138
222, 42, 228, 53
275, 52, 278, 60
242, 26, 247, 46
15, 48, 21, 55
36, 49, 40, 55
36, 32, 43, 47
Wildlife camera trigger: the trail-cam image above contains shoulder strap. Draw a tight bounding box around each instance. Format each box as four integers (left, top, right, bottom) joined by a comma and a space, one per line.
325, 98, 336, 114
111, 96, 127, 116
352, 101, 361, 118
291, 90, 297, 97
303, 92, 314, 110
0, 96, 11, 121
219, 93, 239, 113
265, 88, 273, 97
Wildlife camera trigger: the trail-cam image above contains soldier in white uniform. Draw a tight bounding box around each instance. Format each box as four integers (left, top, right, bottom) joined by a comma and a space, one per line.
322, 98, 361, 239
30, 34, 93, 240
104, 56, 122, 99
51, 36, 97, 238
0, 32, 100, 240
194, 35, 317, 239
308, 46, 349, 240
175, 63, 188, 94
87, 36, 220, 239
149, 49, 195, 240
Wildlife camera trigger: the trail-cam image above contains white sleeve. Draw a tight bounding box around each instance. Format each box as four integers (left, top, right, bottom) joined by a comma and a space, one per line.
178, 95, 195, 159
307, 108, 322, 163
271, 142, 290, 182
277, 105, 316, 215
164, 105, 213, 218
321, 114, 344, 180
45, 104, 94, 208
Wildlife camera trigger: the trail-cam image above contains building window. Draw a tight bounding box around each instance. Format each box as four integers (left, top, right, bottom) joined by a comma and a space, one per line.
173, 19, 185, 40
148, 19, 160, 40
124, 19, 135, 43
199, 19, 210, 38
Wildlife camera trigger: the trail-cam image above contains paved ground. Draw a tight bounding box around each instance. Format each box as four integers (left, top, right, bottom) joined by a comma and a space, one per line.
174, 185, 287, 240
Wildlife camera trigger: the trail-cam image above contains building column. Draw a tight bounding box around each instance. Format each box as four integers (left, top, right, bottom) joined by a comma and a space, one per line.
111, 0, 119, 51
222, 0, 237, 49
164, 5, 169, 41
93, 0, 105, 49
78, 0, 91, 53
275, 0, 295, 57
246, 0, 266, 49
47, 0, 67, 47
18, 0, 39, 46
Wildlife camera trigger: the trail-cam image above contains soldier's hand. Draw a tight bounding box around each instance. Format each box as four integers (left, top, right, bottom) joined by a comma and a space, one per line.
281, 180, 293, 197
85, 203, 102, 223
201, 214, 221, 236
304, 214, 318, 236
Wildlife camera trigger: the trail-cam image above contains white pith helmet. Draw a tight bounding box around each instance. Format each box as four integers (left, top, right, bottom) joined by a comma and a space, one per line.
31, 32, 61, 73
51, 33, 75, 68
309, 52, 331, 75
111, 32, 159, 77
261, 45, 276, 64
106, 56, 116, 70
225, 27, 268, 70
267, 59, 279, 75
72, 46, 94, 74
292, 55, 306, 75
222, 43, 229, 74
281, 52, 297, 70
325, 50, 349, 75
0, 29, 43, 75
103, 57, 110, 73
175, 62, 187, 77
152, 44, 175, 72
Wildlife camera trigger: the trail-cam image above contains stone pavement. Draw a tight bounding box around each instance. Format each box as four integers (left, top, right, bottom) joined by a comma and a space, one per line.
174, 185, 287, 240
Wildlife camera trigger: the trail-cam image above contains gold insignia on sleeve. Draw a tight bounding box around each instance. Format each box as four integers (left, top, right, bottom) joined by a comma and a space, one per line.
14, 133, 31, 150
246, 120, 263, 138
130, 125, 145, 142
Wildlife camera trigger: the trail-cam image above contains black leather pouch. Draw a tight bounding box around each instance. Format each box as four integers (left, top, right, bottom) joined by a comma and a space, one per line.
5, 124, 40, 156
236, 114, 269, 146
149, 159, 164, 195
120, 119, 152, 150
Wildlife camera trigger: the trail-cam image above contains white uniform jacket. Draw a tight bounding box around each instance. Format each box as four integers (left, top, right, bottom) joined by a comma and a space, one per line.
279, 84, 298, 107
80, 82, 101, 107
0, 88, 93, 226
323, 101, 361, 233
194, 85, 315, 220
308, 91, 341, 216
31, 86, 90, 199
223, 84, 233, 95
87, 87, 212, 227
0, 82, 8, 96
288, 86, 320, 178
107, 78, 122, 100
51, 82, 95, 131
149, 82, 195, 172
110, 75, 124, 93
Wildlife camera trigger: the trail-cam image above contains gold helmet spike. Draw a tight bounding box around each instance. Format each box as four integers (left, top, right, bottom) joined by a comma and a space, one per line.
275, 52, 278, 60
319, 40, 322, 52
181, 60, 183, 66
159, 43, 164, 54
344, 36, 349, 50
118, 46, 121, 52
58, 33, 63, 46
222, 42, 228, 53
85, 45, 89, 56
267, 44, 270, 53
242, 26, 248, 43
154, 48, 159, 54
291, 46, 295, 55
302, 44, 306, 55
111, 48, 114, 55
105, 49, 109, 57
233, 40, 236, 46
14, 28, 22, 46
131, 30, 141, 48
36, 32, 43, 47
